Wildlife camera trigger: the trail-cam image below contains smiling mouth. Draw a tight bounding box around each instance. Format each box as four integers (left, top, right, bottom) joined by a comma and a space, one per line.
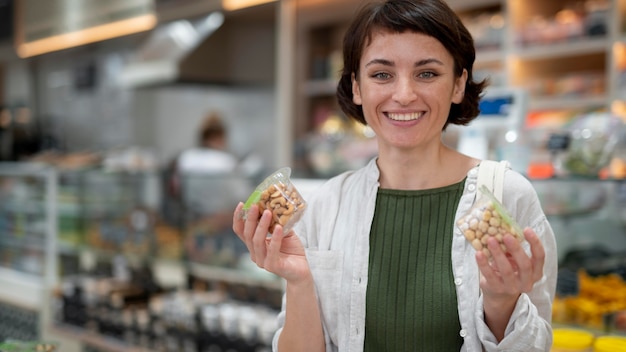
387, 112, 423, 121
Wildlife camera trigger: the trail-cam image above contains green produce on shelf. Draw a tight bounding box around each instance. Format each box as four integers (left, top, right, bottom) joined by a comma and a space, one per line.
0, 341, 57, 352
562, 112, 623, 177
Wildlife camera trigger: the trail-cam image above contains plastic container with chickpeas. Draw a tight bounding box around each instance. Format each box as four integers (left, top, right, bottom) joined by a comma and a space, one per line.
241, 167, 307, 235
456, 185, 524, 257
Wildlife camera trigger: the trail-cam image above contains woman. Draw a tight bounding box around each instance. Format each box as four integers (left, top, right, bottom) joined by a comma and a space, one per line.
233, 0, 557, 351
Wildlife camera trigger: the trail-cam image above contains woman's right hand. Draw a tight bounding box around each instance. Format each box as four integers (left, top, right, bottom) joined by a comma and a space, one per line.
233, 202, 312, 283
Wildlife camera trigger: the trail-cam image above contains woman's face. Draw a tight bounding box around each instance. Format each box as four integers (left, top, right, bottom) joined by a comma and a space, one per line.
352, 30, 467, 153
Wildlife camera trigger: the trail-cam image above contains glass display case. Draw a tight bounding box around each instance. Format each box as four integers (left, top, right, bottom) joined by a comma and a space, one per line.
533, 177, 626, 336
0, 163, 57, 302
179, 172, 254, 267
532, 178, 626, 261
42, 167, 281, 351
57, 168, 257, 271
71, 170, 163, 257
0, 162, 57, 342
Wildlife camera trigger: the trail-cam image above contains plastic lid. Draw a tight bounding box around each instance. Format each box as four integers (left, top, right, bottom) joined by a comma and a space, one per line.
553, 329, 595, 349
593, 336, 626, 352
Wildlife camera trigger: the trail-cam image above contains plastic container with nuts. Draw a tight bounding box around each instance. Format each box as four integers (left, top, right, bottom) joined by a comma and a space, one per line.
241, 167, 307, 235
456, 185, 524, 258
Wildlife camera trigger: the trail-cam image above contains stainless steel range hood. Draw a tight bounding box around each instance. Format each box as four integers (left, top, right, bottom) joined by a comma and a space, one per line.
119, 12, 224, 87
120, 4, 276, 88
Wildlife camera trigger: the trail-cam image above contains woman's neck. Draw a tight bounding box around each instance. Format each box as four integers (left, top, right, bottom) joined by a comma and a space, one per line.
376, 144, 477, 190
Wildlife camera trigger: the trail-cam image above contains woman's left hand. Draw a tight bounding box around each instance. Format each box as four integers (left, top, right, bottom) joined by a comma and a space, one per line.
476, 227, 545, 340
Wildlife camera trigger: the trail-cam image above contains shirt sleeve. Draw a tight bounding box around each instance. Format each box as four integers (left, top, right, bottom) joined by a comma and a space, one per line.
272, 189, 338, 352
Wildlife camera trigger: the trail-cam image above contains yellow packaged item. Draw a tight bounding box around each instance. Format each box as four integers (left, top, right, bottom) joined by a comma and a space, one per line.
593, 336, 626, 352
551, 328, 594, 351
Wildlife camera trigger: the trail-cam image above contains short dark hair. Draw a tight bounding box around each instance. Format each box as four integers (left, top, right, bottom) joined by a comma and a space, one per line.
199, 111, 226, 145
336, 0, 488, 129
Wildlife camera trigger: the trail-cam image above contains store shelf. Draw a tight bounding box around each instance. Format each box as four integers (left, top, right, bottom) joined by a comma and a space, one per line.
0, 235, 47, 252
529, 94, 609, 111
512, 37, 610, 60
187, 262, 283, 291
0, 199, 47, 215
0, 267, 45, 310
50, 324, 151, 352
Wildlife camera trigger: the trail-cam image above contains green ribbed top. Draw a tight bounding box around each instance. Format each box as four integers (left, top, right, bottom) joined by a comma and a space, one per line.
364, 180, 465, 351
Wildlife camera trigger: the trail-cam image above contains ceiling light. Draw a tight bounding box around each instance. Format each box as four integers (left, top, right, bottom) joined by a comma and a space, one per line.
222, 0, 278, 11
16, 14, 157, 58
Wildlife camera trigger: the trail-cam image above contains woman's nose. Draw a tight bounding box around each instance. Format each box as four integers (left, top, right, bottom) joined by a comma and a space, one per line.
392, 77, 418, 105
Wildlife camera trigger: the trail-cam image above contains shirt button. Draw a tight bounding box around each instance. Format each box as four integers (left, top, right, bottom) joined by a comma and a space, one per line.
454, 278, 463, 285
469, 168, 477, 176
459, 329, 467, 337
467, 184, 476, 191
357, 277, 362, 284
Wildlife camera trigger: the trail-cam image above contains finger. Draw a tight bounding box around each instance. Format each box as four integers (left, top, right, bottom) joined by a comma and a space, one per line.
476, 250, 501, 286
232, 202, 245, 238
242, 204, 260, 242
240, 204, 261, 261
252, 210, 272, 267
502, 234, 533, 292
265, 224, 284, 271
524, 228, 545, 282
487, 237, 517, 286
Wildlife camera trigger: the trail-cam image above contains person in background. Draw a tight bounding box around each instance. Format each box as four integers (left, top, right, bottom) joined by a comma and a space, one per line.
177, 111, 238, 174
172, 111, 252, 264
162, 110, 239, 229
233, 0, 557, 351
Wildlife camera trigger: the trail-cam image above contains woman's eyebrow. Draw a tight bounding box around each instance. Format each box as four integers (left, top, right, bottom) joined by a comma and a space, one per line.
415, 58, 444, 67
364, 58, 394, 68
364, 57, 445, 68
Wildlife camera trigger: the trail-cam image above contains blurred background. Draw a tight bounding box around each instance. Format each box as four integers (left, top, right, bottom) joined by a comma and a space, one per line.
0, 0, 626, 351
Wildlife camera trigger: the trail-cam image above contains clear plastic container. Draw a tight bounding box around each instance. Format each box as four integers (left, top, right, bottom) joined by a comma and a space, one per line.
593, 336, 626, 352
242, 167, 307, 235
551, 329, 595, 352
561, 112, 623, 177
456, 185, 524, 257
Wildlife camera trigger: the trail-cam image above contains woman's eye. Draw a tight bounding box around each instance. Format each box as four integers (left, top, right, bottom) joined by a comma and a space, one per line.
371, 72, 391, 79
418, 71, 437, 79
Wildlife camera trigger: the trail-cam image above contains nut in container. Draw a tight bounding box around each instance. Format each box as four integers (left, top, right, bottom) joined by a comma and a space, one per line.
241, 167, 306, 235
457, 185, 524, 258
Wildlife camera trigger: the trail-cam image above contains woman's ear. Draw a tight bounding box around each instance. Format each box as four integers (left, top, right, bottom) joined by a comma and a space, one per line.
452, 69, 468, 104
352, 73, 362, 105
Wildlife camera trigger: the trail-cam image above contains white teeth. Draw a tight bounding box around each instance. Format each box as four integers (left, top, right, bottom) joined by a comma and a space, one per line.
387, 112, 422, 121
